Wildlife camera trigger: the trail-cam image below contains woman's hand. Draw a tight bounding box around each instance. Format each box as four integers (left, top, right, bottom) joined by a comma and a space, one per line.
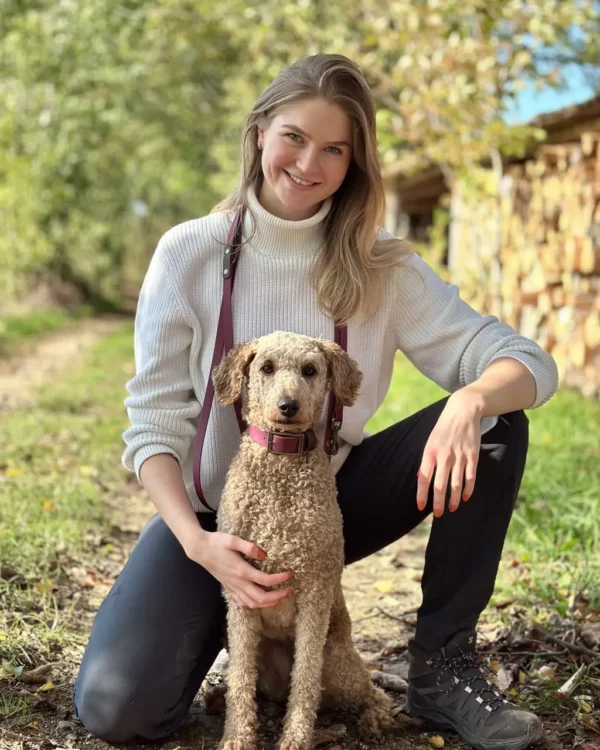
416, 391, 483, 517
186, 529, 294, 609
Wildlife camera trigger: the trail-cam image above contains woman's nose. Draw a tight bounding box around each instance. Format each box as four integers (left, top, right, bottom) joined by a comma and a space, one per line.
296, 148, 321, 178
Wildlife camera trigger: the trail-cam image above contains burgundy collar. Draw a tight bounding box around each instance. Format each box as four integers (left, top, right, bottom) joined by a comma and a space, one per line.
247, 425, 318, 455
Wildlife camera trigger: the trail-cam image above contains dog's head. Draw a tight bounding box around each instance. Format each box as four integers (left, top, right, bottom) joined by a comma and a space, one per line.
212, 331, 362, 433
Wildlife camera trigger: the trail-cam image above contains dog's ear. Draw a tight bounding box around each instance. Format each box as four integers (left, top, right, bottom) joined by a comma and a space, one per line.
212, 339, 258, 405
318, 340, 363, 407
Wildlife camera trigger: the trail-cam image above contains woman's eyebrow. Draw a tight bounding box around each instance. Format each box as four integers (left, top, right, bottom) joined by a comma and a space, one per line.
280, 124, 351, 148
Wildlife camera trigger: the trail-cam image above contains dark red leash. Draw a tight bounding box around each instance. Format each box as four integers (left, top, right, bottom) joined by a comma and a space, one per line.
192, 207, 347, 512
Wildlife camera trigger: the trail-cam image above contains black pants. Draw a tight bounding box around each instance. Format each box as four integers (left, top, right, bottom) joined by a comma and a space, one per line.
73, 396, 529, 742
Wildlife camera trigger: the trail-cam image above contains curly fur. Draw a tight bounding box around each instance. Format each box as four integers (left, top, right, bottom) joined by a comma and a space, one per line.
212, 331, 393, 750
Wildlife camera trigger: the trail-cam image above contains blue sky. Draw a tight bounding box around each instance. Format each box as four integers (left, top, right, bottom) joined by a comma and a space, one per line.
503, 56, 597, 124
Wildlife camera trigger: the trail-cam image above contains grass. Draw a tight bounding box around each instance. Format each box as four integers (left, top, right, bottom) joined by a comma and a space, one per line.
367, 353, 600, 615
0, 322, 135, 671
1, 319, 598, 673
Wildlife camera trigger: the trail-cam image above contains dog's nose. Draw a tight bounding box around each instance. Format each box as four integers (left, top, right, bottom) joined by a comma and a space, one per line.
278, 398, 299, 417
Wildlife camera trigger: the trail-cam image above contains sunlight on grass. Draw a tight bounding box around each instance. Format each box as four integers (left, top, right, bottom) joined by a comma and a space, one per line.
368, 352, 600, 611
1, 325, 598, 666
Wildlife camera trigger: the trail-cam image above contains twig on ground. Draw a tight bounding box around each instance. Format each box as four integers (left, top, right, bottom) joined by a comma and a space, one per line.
353, 611, 380, 624
483, 650, 568, 658
375, 607, 405, 622
533, 624, 600, 661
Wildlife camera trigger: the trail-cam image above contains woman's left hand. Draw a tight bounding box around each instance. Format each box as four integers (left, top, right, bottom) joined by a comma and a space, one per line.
416, 391, 483, 517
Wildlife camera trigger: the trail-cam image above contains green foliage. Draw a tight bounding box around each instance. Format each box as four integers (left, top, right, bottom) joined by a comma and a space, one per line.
1, 1, 599, 307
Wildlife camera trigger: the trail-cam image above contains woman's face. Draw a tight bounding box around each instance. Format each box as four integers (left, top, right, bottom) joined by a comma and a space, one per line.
257, 97, 353, 221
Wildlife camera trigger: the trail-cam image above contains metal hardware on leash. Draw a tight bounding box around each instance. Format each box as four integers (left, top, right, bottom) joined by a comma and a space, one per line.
329, 419, 342, 456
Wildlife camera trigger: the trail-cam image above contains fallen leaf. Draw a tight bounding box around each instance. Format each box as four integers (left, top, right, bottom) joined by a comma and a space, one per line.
5, 468, 22, 477
581, 715, 600, 734
313, 725, 346, 747
38, 681, 54, 692
374, 580, 396, 594
380, 640, 406, 657
429, 735, 445, 748
18, 664, 53, 685
533, 665, 556, 681
34, 579, 54, 595
489, 659, 501, 673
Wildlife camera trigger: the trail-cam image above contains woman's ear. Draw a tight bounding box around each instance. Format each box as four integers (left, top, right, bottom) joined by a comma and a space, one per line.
318, 340, 363, 406
212, 340, 258, 405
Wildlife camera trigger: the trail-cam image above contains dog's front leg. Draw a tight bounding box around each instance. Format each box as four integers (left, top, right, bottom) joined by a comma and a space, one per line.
219, 604, 261, 750
278, 589, 332, 750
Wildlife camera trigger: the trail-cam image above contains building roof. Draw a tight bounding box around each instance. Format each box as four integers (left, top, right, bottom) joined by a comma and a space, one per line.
381, 93, 600, 204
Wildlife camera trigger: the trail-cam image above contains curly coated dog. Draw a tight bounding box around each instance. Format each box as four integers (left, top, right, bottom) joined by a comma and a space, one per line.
212, 331, 393, 750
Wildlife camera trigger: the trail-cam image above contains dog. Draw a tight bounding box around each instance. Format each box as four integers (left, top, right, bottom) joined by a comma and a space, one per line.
212, 331, 393, 750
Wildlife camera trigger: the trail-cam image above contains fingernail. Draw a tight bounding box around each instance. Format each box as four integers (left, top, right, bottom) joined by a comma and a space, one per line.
463, 493, 470, 502
259, 550, 267, 560
450, 504, 457, 512
434, 509, 442, 518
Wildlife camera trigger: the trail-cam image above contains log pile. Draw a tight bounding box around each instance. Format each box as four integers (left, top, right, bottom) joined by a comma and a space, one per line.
453, 131, 600, 398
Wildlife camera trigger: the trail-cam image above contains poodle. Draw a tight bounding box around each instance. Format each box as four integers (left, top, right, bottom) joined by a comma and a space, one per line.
211, 331, 393, 750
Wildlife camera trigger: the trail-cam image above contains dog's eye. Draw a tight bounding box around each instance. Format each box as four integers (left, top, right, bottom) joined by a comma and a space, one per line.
261, 364, 274, 374
302, 365, 317, 377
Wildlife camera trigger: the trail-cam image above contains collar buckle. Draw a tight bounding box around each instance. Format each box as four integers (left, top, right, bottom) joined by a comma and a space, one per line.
267, 430, 305, 455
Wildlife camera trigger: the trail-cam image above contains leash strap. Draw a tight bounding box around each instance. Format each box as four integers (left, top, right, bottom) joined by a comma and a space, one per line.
192, 207, 347, 512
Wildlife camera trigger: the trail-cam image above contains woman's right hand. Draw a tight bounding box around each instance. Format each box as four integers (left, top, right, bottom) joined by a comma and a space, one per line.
186, 529, 294, 610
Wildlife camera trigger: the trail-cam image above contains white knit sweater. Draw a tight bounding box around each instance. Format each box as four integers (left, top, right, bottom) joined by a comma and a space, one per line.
122, 184, 559, 513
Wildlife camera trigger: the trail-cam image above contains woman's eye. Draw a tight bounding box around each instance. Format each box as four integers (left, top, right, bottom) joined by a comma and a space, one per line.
285, 133, 342, 155
303, 366, 316, 377
261, 364, 274, 374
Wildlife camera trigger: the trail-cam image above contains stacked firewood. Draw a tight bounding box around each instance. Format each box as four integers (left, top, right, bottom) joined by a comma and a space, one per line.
454, 131, 600, 398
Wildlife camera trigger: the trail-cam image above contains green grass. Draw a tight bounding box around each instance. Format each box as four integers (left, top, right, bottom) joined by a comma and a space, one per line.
0, 322, 135, 666
1, 323, 598, 670
368, 353, 600, 614
0, 305, 96, 357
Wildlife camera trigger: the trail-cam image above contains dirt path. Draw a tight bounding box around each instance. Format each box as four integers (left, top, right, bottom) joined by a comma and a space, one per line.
0, 319, 464, 750
0, 316, 128, 412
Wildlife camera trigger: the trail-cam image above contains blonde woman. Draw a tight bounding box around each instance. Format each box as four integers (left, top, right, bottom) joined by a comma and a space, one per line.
73, 54, 557, 750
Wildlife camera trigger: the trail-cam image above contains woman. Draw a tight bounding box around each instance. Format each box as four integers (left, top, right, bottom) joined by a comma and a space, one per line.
73, 54, 557, 750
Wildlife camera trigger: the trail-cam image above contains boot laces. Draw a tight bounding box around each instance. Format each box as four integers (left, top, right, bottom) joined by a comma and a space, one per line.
431, 651, 507, 711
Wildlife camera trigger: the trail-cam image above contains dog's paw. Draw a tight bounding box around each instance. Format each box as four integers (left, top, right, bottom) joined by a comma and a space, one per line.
278, 733, 311, 750
219, 740, 256, 750
358, 689, 394, 741
205, 684, 227, 715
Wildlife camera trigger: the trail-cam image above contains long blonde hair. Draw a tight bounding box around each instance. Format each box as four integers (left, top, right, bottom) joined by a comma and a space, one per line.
212, 54, 415, 324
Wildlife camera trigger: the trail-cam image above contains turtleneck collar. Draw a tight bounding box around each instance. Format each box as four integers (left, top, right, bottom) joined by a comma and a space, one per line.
243, 181, 333, 257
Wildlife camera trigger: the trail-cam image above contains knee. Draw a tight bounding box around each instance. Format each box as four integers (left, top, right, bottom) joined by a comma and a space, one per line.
73, 671, 145, 743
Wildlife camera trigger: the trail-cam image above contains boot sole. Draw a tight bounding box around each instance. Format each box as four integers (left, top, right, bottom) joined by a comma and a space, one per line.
405, 696, 542, 750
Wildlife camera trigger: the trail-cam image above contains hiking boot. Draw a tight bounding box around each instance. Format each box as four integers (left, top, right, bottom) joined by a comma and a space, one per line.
405, 630, 543, 750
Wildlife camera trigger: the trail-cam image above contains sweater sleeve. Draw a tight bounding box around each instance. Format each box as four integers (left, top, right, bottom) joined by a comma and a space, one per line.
121, 232, 201, 481
388, 237, 559, 409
